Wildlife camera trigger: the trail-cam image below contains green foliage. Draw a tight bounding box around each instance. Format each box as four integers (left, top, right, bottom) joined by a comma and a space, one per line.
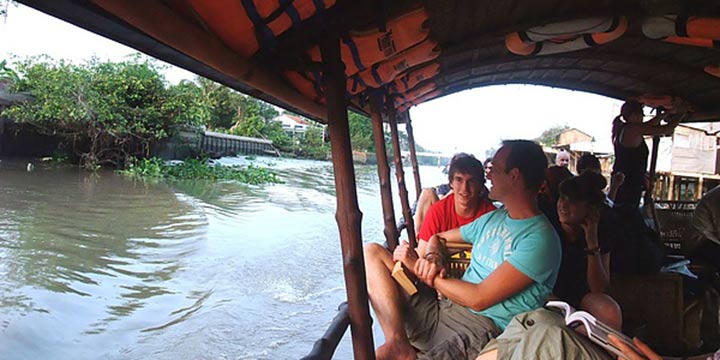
0, 59, 19, 84
1, 56, 210, 170
534, 124, 571, 146
120, 157, 282, 185
195, 77, 240, 129
261, 120, 292, 151
297, 125, 329, 159
348, 112, 374, 152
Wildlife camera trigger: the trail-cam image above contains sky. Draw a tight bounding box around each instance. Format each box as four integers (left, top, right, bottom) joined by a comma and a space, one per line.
1, 4, 623, 158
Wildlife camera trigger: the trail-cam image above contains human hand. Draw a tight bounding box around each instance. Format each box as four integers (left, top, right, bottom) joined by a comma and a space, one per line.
612, 172, 625, 187
608, 335, 661, 360
414, 255, 444, 288
393, 241, 418, 270
581, 208, 600, 237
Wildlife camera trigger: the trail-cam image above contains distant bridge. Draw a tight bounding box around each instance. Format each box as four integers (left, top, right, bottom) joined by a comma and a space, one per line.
201, 131, 279, 157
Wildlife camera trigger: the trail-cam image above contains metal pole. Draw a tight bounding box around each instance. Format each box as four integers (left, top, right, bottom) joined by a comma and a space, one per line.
320, 35, 375, 360
388, 110, 417, 248
404, 111, 422, 200
370, 93, 399, 251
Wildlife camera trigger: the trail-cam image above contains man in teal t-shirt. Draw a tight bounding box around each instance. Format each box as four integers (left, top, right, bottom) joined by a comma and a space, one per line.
372, 140, 560, 360
460, 207, 560, 329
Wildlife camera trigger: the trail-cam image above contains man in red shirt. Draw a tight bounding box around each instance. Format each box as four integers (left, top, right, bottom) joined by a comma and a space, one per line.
364, 153, 495, 359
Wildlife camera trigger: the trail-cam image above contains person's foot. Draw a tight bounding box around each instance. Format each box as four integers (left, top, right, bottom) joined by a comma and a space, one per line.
376, 340, 416, 360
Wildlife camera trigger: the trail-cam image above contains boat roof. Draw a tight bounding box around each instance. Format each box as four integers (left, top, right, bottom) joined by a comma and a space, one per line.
16, 0, 720, 123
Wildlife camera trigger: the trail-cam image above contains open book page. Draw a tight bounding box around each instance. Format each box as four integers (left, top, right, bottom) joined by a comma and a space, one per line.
546, 301, 642, 360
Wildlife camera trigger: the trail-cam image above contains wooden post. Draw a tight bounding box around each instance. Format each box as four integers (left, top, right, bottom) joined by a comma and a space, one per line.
320, 36, 375, 360
668, 174, 675, 201
389, 110, 417, 248
647, 136, 661, 224
370, 93, 399, 251
404, 111, 422, 200
697, 176, 704, 200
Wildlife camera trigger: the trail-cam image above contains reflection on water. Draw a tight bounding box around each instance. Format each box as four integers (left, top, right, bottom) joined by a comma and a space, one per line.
0, 156, 447, 359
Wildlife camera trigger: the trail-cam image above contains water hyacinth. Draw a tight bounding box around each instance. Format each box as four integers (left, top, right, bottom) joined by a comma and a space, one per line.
119, 157, 282, 185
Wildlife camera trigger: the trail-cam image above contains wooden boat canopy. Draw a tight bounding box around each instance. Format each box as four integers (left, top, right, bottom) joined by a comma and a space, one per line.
17, 0, 720, 123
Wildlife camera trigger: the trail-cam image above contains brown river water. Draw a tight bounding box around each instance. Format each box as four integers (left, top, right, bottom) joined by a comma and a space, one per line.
0, 156, 448, 359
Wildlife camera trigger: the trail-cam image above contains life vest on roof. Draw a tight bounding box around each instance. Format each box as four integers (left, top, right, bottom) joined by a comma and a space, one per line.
396, 89, 442, 112
347, 40, 440, 94
285, 71, 324, 104
394, 82, 436, 108
642, 16, 720, 48
389, 62, 440, 94
505, 16, 628, 56
186, 0, 336, 57
307, 8, 430, 76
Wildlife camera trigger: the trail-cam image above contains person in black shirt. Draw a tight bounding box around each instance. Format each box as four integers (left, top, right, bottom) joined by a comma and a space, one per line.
552, 172, 623, 330
611, 100, 683, 208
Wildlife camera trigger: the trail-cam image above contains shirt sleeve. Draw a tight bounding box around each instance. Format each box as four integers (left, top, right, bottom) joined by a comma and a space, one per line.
507, 224, 560, 283
459, 211, 492, 244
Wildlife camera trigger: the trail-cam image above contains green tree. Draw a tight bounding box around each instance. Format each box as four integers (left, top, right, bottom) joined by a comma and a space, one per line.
195, 77, 240, 130
348, 111, 373, 152
2, 56, 209, 169
298, 125, 329, 159
534, 124, 570, 146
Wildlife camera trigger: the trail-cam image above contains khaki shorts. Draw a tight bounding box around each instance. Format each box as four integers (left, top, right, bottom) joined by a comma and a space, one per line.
478, 308, 612, 360
405, 284, 501, 360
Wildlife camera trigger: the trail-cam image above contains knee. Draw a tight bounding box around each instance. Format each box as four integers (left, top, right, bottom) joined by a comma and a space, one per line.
581, 293, 622, 330
364, 242, 391, 264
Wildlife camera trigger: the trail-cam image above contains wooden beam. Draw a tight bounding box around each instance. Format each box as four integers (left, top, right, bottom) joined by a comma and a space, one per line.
319, 36, 375, 360
404, 111, 422, 200
370, 93, 399, 251
90, 0, 326, 120
389, 110, 417, 248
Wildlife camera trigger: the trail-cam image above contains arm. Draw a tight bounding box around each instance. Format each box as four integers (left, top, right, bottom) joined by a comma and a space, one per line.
433, 261, 534, 312
435, 228, 464, 243
608, 172, 624, 202
582, 211, 610, 292
608, 335, 661, 360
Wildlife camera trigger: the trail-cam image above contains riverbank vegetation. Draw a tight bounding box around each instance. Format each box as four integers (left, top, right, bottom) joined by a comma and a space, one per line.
1, 54, 430, 170
120, 157, 282, 185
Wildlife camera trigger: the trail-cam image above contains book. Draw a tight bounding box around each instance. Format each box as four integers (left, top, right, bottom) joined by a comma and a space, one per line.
391, 261, 417, 296
545, 300, 642, 360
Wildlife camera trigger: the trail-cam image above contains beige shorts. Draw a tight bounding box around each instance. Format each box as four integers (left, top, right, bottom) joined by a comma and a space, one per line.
404, 284, 501, 360
478, 308, 612, 360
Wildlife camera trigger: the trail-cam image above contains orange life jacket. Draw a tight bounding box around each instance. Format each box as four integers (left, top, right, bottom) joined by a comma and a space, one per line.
307, 7, 430, 76
506, 17, 627, 56
285, 71, 324, 104
347, 40, 440, 94
643, 16, 720, 48
390, 62, 440, 94
396, 89, 442, 112
186, 0, 336, 57
394, 82, 436, 108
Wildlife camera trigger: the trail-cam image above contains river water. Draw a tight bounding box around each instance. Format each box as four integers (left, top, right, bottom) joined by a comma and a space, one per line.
0, 156, 448, 359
